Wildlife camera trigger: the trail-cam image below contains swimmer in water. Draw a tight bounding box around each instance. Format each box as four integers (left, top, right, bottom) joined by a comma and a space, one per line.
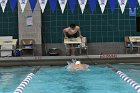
67, 61, 89, 71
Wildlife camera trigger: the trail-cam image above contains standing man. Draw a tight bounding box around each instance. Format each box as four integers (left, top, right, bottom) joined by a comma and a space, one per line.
63, 24, 82, 55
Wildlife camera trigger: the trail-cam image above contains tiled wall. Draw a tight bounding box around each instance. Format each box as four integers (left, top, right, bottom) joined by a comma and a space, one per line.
42, 2, 140, 43
0, 1, 18, 39
1, 1, 140, 55
0, 1, 140, 44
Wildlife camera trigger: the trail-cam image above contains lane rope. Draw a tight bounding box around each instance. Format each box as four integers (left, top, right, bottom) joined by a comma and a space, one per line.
106, 64, 140, 93
13, 66, 41, 93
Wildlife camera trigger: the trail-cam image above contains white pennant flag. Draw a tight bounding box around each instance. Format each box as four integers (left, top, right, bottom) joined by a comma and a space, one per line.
0, 0, 8, 13
19, 0, 28, 13
58, 0, 67, 14
118, 0, 127, 14
78, 0, 87, 14
39, 0, 48, 13
138, 0, 140, 6
98, 0, 107, 13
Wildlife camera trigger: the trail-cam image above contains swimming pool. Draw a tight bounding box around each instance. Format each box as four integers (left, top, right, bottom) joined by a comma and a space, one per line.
0, 64, 140, 93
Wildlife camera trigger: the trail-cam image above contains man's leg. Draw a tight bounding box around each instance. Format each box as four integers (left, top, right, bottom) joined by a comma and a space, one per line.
71, 44, 77, 55
66, 44, 71, 56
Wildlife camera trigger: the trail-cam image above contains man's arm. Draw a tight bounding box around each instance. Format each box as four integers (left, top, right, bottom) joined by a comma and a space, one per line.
77, 26, 82, 37
63, 28, 68, 38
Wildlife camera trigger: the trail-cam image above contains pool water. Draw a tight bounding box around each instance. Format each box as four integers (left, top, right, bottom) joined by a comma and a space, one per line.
0, 64, 140, 93
0, 67, 33, 93
114, 64, 140, 85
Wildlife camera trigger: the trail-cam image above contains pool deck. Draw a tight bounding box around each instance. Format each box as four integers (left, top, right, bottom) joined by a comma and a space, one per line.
0, 54, 140, 66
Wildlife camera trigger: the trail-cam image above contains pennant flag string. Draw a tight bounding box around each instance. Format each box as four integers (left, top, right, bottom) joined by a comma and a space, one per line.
98, 0, 108, 13
138, 0, 140, 6
9, 0, 17, 12
128, 0, 137, 12
109, 0, 117, 13
68, 0, 76, 14
118, 0, 128, 14
58, 0, 67, 14
29, 0, 37, 12
1, 0, 139, 14
39, 0, 48, 13
78, 0, 87, 14
19, 0, 28, 13
88, 0, 97, 13
1, 0, 8, 13
49, 0, 57, 13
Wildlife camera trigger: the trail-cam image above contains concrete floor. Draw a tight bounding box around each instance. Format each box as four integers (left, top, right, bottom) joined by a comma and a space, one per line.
0, 54, 140, 66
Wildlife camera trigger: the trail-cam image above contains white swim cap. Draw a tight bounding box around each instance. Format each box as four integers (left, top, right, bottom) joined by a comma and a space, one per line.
75, 61, 81, 65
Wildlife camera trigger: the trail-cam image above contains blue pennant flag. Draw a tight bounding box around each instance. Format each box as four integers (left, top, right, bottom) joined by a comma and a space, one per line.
29, 0, 37, 12
9, 0, 17, 12
128, 0, 137, 12
68, 0, 76, 13
88, 0, 97, 13
109, 0, 117, 13
49, 0, 57, 13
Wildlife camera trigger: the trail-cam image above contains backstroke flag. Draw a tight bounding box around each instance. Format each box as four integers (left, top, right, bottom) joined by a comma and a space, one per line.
98, 0, 107, 13
9, 0, 17, 12
29, 0, 37, 12
58, 0, 67, 13
78, 0, 87, 14
118, 0, 127, 14
49, 0, 57, 13
109, 0, 117, 13
128, 0, 137, 12
39, 0, 48, 13
138, 0, 140, 6
0, 0, 8, 13
19, 0, 28, 13
88, 0, 97, 13
68, 0, 76, 13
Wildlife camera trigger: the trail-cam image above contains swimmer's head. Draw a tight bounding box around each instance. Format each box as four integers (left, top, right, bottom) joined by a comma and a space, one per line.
75, 61, 81, 65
